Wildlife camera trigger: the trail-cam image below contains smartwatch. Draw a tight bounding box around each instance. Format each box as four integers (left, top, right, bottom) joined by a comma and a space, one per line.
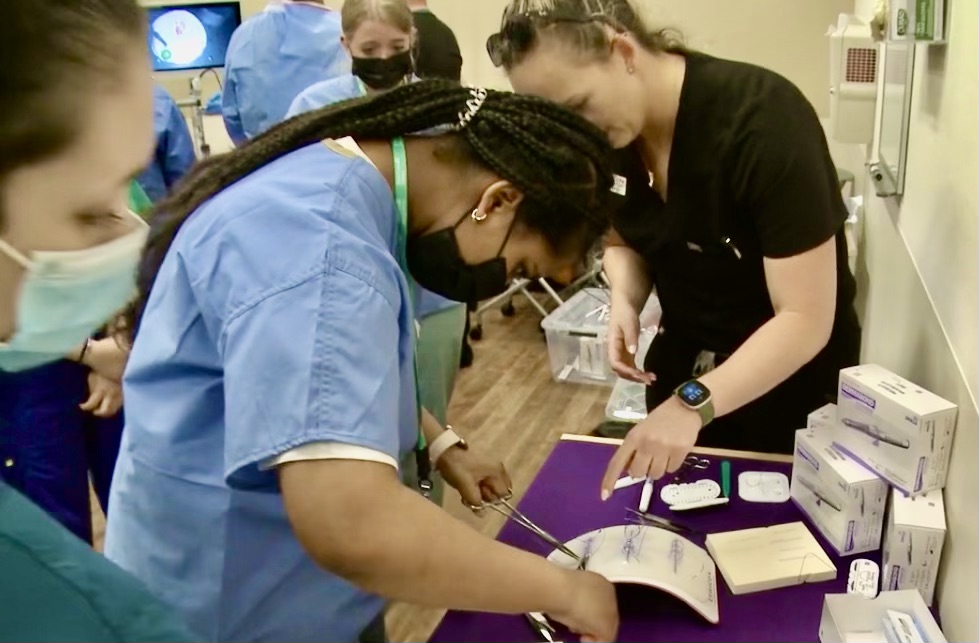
428, 426, 468, 468
674, 379, 714, 427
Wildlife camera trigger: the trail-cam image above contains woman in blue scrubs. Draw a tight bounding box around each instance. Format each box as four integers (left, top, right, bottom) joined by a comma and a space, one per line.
108, 80, 620, 642
287, 0, 467, 503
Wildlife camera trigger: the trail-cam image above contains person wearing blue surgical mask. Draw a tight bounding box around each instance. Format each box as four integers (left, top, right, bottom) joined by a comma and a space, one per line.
0, 1, 194, 640
222, 0, 351, 145
288, 0, 417, 116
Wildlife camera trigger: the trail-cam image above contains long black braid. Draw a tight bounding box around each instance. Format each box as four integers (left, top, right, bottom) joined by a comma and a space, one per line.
131, 79, 613, 336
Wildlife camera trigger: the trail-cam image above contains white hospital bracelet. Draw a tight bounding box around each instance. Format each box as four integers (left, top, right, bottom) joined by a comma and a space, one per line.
428, 428, 467, 467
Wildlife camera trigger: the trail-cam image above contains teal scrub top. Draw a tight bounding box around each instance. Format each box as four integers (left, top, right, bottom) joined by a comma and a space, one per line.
0, 482, 194, 642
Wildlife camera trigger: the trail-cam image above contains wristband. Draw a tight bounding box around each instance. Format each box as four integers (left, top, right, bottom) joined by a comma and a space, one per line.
428, 427, 468, 467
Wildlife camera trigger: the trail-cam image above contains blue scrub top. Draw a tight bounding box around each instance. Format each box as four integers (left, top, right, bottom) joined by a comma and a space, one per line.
105, 141, 419, 642
222, 2, 351, 145
287, 74, 459, 318
137, 85, 196, 203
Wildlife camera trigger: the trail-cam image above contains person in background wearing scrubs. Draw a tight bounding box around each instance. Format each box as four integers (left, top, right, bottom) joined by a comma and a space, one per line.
108, 80, 619, 643
0, 1, 194, 639
491, 0, 861, 492
136, 84, 197, 204
222, 0, 350, 145
288, 0, 469, 503
288, 0, 417, 112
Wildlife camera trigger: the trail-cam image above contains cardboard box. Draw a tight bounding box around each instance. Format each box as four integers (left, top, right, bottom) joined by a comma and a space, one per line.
819, 590, 947, 643
833, 364, 957, 495
808, 403, 838, 430
882, 488, 946, 606
791, 429, 888, 556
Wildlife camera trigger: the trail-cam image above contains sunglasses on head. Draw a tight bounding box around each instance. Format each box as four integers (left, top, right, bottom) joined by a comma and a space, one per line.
486, 11, 618, 68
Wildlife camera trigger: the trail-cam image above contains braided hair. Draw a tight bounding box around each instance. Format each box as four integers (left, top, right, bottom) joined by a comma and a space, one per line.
131, 79, 613, 335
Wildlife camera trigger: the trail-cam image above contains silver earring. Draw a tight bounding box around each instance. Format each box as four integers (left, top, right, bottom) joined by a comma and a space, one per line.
471, 208, 487, 222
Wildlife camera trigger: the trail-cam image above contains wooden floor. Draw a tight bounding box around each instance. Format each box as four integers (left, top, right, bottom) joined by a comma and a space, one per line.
92, 295, 613, 642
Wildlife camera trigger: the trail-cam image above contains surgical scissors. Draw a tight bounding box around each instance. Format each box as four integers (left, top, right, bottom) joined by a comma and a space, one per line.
473, 497, 584, 566
672, 455, 710, 482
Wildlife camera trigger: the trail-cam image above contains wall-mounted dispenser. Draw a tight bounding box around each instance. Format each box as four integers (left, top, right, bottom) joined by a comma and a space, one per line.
828, 14, 879, 144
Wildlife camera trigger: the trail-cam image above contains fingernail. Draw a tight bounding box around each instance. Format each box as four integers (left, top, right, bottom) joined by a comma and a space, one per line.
600, 489, 610, 502
627, 345, 637, 354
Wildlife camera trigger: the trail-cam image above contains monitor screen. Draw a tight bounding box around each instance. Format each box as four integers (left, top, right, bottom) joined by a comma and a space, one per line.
147, 2, 241, 72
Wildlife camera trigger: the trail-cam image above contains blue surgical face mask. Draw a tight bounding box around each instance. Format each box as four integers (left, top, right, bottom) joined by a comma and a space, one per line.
0, 211, 148, 372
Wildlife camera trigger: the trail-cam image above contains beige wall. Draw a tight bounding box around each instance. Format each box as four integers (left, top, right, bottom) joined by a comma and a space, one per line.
848, 0, 978, 640
427, 0, 852, 116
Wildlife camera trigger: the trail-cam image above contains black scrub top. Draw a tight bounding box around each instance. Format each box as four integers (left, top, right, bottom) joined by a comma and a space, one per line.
611, 51, 860, 453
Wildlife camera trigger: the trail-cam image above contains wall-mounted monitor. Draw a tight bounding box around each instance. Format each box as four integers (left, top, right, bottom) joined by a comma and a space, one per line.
147, 2, 242, 72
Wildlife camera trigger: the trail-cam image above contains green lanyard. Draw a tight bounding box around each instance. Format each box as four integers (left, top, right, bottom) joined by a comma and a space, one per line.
391, 136, 426, 454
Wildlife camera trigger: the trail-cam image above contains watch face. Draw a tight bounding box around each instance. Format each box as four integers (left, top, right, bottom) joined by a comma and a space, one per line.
678, 381, 710, 407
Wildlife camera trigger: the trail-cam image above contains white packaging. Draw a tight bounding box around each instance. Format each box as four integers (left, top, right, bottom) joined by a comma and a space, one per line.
882, 488, 946, 606
833, 364, 957, 495
819, 590, 947, 643
791, 429, 888, 556
808, 403, 838, 430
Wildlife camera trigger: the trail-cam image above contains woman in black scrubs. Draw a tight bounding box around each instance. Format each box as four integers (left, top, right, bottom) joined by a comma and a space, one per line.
490, 0, 860, 493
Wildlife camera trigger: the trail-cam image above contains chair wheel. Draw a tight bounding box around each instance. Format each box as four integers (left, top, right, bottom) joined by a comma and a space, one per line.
501, 302, 516, 317
469, 325, 483, 341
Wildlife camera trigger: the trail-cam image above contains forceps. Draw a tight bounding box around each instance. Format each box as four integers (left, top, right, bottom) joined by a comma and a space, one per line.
625, 508, 700, 536
671, 455, 710, 482
473, 497, 584, 566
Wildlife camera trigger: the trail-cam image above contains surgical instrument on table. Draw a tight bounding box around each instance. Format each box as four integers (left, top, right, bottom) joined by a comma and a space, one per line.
475, 497, 584, 565
525, 612, 559, 642
672, 455, 710, 483
626, 508, 700, 536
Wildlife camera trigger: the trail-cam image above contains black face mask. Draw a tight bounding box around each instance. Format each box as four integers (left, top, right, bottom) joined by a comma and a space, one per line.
351, 51, 413, 91
406, 209, 513, 303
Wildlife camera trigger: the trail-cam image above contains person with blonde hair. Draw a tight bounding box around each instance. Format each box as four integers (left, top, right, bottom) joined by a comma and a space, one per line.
290, 0, 416, 113
491, 0, 860, 491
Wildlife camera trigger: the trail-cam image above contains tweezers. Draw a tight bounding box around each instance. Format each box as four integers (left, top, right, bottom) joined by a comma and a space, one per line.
626, 508, 700, 535
477, 498, 583, 564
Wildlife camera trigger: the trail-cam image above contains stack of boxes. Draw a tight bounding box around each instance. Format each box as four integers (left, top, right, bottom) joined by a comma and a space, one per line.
791, 364, 957, 606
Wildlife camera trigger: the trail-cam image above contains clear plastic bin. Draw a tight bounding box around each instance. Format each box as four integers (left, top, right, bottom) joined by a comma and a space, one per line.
540, 288, 660, 387
604, 378, 648, 422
